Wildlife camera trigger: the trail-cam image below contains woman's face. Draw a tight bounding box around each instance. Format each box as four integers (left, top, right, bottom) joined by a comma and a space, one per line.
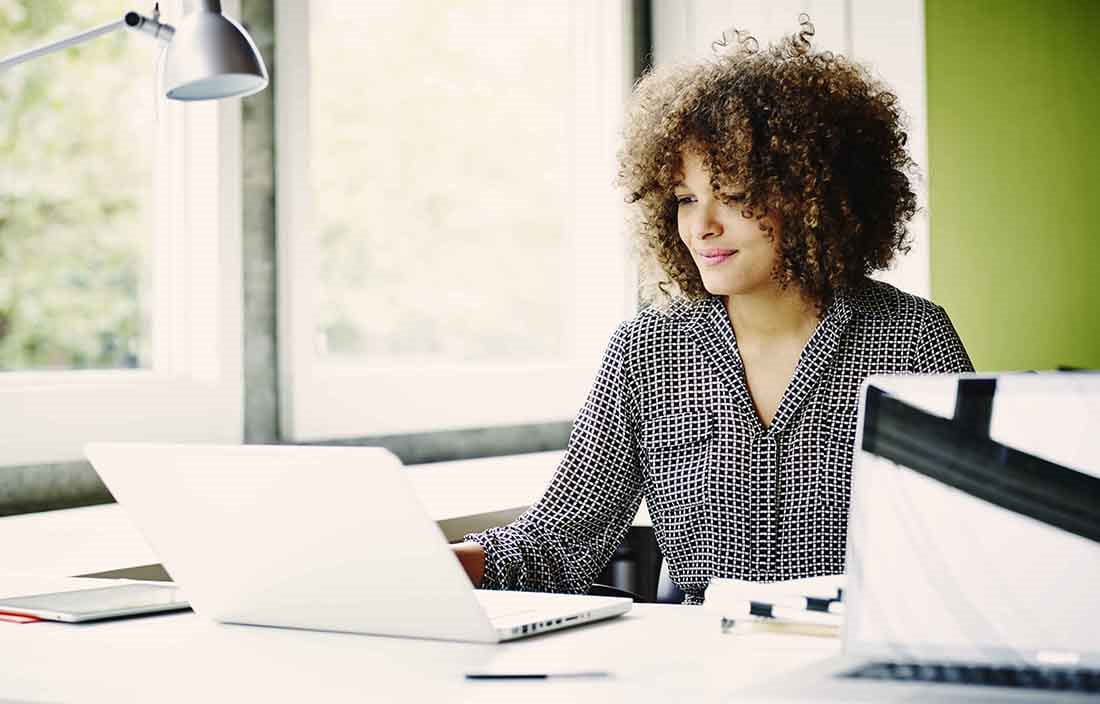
674, 149, 782, 298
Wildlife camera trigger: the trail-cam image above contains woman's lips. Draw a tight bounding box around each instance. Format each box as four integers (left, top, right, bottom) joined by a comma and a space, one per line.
697, 249, 737, 266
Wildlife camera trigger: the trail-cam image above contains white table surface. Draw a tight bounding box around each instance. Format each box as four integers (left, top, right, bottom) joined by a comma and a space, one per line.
0, 452, 827, 703
0, 450, 651, 577
0, 603, 838, 703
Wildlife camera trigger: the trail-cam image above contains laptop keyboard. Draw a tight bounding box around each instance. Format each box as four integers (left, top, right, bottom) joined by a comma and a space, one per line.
842, 662, 1100, 693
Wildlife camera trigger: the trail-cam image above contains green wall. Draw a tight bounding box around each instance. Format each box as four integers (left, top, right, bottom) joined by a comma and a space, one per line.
926, 0, 1100, 371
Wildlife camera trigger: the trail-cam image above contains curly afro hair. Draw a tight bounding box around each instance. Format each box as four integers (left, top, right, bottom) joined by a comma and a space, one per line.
618, 17, 917, 310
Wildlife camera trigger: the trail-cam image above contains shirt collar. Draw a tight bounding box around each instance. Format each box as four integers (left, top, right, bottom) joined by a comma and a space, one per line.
688, 293, 855, 434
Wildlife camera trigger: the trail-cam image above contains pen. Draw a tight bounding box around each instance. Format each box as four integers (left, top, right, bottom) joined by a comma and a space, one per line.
465, 671, 610, 680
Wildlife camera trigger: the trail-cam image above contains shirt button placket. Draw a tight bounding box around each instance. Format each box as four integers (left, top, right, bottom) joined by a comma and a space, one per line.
751, 430, 779, 578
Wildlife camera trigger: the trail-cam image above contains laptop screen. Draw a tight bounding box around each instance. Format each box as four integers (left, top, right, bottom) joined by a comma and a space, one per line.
843, 372, 1100, 668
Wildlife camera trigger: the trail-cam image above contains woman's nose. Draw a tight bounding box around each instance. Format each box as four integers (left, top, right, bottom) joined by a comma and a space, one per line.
691, 202, 723, 239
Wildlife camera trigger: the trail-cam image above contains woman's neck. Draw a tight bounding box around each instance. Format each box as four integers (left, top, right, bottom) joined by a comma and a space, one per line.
723, 285, 820, 347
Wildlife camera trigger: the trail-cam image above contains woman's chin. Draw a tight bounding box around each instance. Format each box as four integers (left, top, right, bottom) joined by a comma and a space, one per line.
700, 277, 743, 297
701, 276, 776, 298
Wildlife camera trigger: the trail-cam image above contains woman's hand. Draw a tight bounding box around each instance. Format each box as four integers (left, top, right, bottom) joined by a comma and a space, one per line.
451, 541, 486, 587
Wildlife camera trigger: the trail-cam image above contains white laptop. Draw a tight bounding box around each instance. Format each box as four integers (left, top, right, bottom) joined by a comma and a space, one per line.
84, 443, 630, 643
738, 372, 1100, 702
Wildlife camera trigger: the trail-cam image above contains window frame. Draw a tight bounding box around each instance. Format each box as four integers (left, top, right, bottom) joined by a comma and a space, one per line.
275, 0, 638, 442
0, 0, 244, 467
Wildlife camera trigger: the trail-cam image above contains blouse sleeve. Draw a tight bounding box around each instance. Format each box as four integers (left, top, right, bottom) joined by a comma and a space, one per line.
911, 303, 975, 373
464, 321, 644, 594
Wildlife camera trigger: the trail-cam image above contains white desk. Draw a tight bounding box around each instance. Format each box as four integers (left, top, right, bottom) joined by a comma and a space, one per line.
0, 452, 831, 702
0, 604, 837, 703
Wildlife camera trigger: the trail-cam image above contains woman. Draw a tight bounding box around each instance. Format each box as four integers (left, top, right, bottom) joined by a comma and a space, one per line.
452, 20, 972, 604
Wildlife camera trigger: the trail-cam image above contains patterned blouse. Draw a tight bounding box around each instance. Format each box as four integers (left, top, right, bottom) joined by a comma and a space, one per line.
466, 280, 974, 604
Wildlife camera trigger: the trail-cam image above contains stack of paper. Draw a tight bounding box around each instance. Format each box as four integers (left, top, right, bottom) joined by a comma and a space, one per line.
703, 574, 846, 638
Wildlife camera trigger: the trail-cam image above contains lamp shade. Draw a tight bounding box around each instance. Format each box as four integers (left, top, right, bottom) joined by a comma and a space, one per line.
163, 1, 267, 101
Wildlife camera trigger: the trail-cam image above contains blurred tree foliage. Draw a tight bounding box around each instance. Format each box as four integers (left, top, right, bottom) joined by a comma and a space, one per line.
0, 0, 155, 370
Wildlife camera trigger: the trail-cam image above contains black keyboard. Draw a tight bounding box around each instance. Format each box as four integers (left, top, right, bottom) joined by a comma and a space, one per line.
842, 661, 1100, 693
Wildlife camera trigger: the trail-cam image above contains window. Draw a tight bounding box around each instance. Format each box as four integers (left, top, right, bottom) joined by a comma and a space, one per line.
277, 1, 636, 440
0, 1, 156, 371
0, 0, 244, 467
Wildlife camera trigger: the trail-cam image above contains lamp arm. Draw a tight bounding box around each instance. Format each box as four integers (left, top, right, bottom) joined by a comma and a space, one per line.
0, 11, 175, 73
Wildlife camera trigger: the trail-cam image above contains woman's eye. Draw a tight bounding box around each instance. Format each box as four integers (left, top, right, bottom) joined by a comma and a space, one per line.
722, 192, 747, 204
675, 195, 695, 206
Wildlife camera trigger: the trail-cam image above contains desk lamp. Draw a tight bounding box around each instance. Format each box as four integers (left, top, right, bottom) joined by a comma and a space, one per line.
0, 0, 267, 101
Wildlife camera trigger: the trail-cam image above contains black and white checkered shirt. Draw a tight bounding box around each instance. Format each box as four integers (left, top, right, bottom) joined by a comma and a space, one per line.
467, 280, 973, 604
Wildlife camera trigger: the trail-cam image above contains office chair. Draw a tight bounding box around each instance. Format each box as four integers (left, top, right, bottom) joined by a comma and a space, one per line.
654, 558, 685, 603
589, 556, 685, 603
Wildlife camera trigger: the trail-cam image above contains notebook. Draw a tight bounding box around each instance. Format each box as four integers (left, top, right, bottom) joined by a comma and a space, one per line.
705, 574, 845, 637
